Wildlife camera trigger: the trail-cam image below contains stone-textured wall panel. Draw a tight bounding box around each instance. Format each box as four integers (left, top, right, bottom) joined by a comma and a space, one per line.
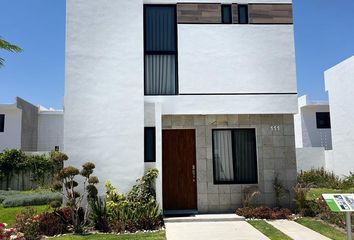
162, 114, 297, 213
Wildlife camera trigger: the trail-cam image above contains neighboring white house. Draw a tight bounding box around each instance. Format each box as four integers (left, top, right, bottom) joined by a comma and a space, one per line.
65, 0, 298, 213
295, 55, 354, 177
0, 97, 63, 152
294, 95, 332, 171
325, 55, 354, 176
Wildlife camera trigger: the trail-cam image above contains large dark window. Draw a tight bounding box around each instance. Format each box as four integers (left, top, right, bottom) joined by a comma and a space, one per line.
238, 5, 249, 24
144, 127, 156, 162
212, 129, 257, 184
144, 5, 177, 95
222, 5, 232, 24
316, 112, 331, 129
0, 114, 4, 132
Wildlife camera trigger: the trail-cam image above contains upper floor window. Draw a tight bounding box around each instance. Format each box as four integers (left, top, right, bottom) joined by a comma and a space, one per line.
144, 5, 177, 95
0, 114, 4, 132
222, 5, 232, 24
238, 5, 249, 24
316, 112, 331, 129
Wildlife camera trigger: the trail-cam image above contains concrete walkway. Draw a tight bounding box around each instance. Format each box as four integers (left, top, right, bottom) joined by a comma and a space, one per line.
267, 219, 331, 240
165, 214, 269, 240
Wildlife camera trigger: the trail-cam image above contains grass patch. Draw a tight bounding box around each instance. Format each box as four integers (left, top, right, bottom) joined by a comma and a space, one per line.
49, 231, 165, 240
306, 188, 354, 200
0, 205, 49, 226
247, 220, 292, 240
296, 217, 348, 240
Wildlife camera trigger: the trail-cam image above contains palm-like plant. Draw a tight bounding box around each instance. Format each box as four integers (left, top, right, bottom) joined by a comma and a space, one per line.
0, 37, 22, 67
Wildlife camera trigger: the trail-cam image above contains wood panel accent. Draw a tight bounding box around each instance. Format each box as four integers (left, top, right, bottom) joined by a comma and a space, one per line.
249, 4, 293, 24
231, 4, 238, 24
162, 129, 197, 211
177, 3, 221, 23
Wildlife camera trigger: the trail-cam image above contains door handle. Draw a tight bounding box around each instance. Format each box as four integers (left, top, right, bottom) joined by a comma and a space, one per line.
192, 165, 196, 182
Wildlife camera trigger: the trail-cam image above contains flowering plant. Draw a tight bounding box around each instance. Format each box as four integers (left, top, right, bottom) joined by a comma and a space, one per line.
0, 223, 24, 240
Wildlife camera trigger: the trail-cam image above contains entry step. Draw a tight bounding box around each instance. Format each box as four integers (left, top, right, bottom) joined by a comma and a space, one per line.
164, 214, 245, 223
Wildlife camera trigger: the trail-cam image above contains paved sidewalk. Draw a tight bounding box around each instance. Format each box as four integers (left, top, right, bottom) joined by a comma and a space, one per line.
165, 221, 270, 240
267, 219, 331, 240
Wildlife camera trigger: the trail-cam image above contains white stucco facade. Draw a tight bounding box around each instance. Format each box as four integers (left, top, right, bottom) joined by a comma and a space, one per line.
325, 55, 354, 176
64, 0, 145, 193
0, 105, 22, 151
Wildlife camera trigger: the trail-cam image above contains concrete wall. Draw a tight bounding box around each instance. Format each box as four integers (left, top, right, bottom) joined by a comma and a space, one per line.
0, 107, 22, 151
325, 56, 354, 176
16, 97, 38, 151
296, 147, 326, 172
162, 114, 297, 212
64, 0, 144, 193
37, 112, 64, 151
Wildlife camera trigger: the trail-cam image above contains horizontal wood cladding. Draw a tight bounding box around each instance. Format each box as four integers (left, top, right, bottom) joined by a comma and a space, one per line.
177, 4, 221, 23
249, 4, 293, 24
231, 4, 238, 24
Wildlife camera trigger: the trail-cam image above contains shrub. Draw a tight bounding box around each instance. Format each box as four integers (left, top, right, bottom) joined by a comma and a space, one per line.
342, 172, 354, 189
53, 159, 99, 234
236, 207, 291, 219
0, 223, 24, 240
1, 191, 62, 208
298, 168, 343, 189
89, 197, 110, 232
37, 208, 73, 236
0, 190, 19, 203
273, 175, 286, 208
293, 182, 313, 215
242, 186, 260, 208
14, 207, 41, 240
105, 168, 163, 233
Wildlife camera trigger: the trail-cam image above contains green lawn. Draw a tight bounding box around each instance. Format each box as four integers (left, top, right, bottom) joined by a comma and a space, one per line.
0, 205, 49, 226
296, 217, 348, 240
307, 188, 354, 200
48, 232, 166, 240
247, 220, 292, 240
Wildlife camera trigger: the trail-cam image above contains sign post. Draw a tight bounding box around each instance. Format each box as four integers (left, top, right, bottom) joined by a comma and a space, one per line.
322, 194, 354, 240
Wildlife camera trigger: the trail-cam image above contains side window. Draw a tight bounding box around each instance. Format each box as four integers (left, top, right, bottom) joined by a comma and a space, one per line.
144, 127, 156, 162
316, 112, 331, 129
0, 114, 4, 132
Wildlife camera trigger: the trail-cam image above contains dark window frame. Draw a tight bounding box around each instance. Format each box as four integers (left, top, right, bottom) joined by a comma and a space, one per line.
238, 4, 249, 24
0, 114, 4, 132
144, 127, 156, 162
221, 4, 232, 24
316, 112, 331, 129
212, 128, 258, 185
144, 4, 179, 96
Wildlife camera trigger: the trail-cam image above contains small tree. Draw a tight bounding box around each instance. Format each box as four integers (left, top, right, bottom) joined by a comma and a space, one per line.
273, 175, 286, 208
53, 158, 99, 234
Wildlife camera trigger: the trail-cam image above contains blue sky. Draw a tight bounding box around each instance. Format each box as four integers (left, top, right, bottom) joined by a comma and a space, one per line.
0, 0, 354, 109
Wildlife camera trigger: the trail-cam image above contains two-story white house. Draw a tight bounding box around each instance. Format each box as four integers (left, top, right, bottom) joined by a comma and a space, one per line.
64, 0, 297, 213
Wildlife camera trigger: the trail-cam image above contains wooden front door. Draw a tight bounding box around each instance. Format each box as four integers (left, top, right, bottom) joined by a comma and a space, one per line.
162, 129, 197, 211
